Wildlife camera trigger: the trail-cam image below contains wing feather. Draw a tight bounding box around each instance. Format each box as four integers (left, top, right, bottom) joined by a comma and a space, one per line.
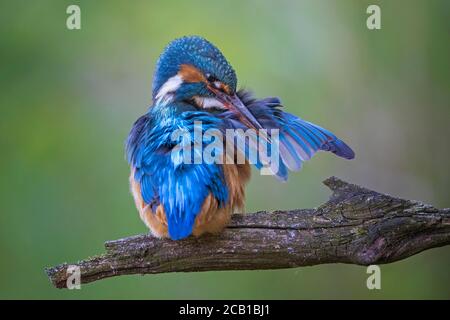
220, 90, 355, 180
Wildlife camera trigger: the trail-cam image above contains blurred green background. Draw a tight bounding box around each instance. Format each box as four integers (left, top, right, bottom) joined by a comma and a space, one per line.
0, 0, 449, 299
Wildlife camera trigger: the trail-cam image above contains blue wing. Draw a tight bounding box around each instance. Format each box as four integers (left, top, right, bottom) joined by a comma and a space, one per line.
126, 110, 228, 240
220, 90, 355, 180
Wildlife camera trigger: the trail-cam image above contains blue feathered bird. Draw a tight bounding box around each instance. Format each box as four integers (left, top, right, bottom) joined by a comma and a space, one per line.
126, 36, 354, 240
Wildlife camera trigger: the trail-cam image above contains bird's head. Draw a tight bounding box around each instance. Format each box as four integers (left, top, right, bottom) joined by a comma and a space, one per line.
152, 36, 263, 130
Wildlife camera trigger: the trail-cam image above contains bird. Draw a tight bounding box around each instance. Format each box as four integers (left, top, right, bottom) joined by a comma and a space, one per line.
126, 36, 355, 240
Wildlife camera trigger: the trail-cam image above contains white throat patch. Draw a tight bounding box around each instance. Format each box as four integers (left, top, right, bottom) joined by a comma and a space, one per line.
155, 74, 183, 105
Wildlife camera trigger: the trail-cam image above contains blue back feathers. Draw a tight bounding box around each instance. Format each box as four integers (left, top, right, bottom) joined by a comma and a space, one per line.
126, 104, 229, 240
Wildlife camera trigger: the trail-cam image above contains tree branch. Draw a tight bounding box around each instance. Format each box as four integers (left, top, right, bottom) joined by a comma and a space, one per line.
46, 176, 450, 289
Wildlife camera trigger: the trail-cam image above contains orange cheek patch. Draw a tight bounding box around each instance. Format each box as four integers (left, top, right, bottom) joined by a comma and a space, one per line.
179, 64, 206, 83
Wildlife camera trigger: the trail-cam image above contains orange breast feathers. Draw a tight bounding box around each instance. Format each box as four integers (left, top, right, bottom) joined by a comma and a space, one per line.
129, 163, 251, 238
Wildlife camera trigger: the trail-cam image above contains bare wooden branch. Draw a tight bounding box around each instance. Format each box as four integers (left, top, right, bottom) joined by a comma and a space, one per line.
46, 176, 450, 289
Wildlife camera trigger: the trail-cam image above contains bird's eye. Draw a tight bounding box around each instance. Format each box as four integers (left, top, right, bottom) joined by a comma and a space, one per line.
205, 73, 229, 94
205, 73, 218, 83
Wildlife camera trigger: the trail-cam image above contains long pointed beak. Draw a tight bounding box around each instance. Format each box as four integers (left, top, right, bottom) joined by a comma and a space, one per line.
209, 87, 263, 131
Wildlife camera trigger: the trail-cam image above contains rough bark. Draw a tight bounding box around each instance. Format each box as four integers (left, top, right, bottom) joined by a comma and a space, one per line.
46, 177, 450, 289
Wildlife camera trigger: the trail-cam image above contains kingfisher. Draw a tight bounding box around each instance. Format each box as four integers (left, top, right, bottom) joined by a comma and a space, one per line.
126, 36, 354, 240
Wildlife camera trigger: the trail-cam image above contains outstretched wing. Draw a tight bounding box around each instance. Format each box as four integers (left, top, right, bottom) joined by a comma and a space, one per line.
220, 90, 355, 181
126, 111, 228, 240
